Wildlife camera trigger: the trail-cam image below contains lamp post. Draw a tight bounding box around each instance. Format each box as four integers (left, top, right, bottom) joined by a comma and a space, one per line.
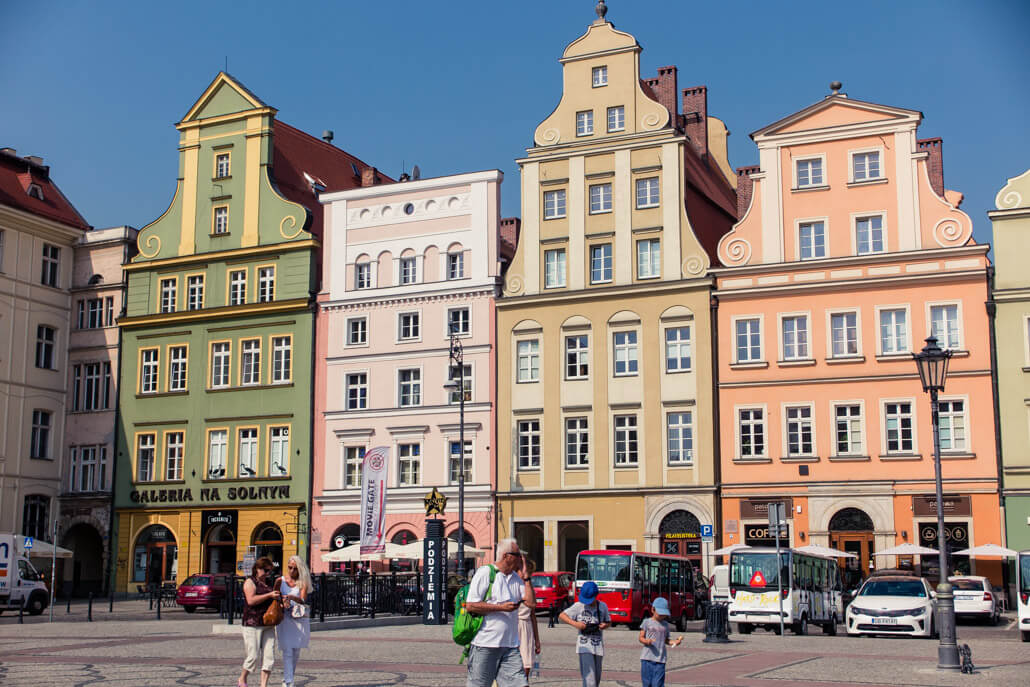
443, 327, 466, 580
912, 336, 958, 670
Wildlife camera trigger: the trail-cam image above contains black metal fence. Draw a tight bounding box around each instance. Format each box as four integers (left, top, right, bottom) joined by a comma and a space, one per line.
224, 572, 422, 624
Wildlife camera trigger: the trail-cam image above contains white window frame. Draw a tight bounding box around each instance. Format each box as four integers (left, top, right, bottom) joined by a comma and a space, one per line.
30, 409, 51, 459
664, 325, 692, 373
576, 110, 594, 136
565, 334, 589, 380
257, 266, 275, 303
168, 345, 188, 392
544, 248, 567, 288
881, 399, 917, 456
831, 400, 866, 457
796, 217, 828, 261
240, 339, 261, 386
35, 325, 55, 369
849, 147, 884, 183
398, 311, 422, 342
926, 301, 963, 351
590, 243, 613, 284
229, 269, 247, 305
613, 414, 639, 466
397, 367, 422, 407
447, 363, 472, 404
736, 405, 768, 459
793, 155, 826, 189
517, 419, 541, 470
140, 349, 159, 394
666, 411, 694, 466
447, 307, 471, 338
399, 256, 418, 284
826, 309, 861, 359
612, 330, 639, 377
159, 278, 177, 313
852, 212, 888, 256
271, 336, 291, 384
543, 190, 567, 220
346, 317, 368, 347
346, 371, 368, 410
778, 312, 811, 361
187, 275, 204, 311
636, 238, 660, 279
269, 426, 290, 477
732, 315, 764, 364
876, 304, 911, 356
782, 402, 816, 458
448, 439, 473, 485
344, 445, 365, 488
607, 105, 625, 132
136, 434, 156, 483
208, 429, 228, 479
589, 183, 613, 214
211, 342, 230, 389
41, 243, 60, 287
516, 339, 540, 383
165, 431, 184, 481
398, 442, 422, 486
592, 65, 607, 87
355, 262, 372, 290
565, 417, 589, 468
937, 396, 969, 453
215, 153, 230, 179
237, 428, 258, 477
447, 251, 465, 280
214, 206, 229, 235
635, 177, 660, 209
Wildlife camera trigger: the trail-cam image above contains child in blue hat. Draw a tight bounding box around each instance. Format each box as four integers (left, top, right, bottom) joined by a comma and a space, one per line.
559, 581, 611, 687
638, 597, 683, 687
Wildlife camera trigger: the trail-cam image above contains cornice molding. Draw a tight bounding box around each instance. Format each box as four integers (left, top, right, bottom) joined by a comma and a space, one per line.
119, 298, 310, 328
124, 239, 318, 272
320, 286, 497, 312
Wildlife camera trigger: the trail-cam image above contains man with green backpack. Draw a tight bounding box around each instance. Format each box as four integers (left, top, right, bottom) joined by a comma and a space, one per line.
456, 538, 535, 687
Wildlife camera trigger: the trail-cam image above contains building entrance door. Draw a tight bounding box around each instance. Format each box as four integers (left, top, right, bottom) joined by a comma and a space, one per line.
659, 510, 702, 572
828, 507, 875, 590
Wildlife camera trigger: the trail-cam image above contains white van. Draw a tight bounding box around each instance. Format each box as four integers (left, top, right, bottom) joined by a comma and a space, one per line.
1018, 550, 1030, 642
710, 564, 730, 605
0, 534, 50, 615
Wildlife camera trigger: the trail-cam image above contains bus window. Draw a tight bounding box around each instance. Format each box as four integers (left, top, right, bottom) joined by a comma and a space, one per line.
669, 560, 681, 593
659, 559, 670, 591
730, 551, 789, 590
576, 553, 631, 583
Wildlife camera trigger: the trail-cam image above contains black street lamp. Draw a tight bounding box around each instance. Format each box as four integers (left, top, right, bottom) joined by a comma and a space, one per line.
912, 336, 958, 670
443, 326, 467, 580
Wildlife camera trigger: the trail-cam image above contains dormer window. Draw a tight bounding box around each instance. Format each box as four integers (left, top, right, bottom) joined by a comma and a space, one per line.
27, 183, 44, 201
576, 111, 594, 137
592, 65, 608, 87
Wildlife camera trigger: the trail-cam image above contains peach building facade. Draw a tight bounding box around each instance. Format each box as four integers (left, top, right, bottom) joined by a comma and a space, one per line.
714, 88, 1002, 587
312, 171, 505, 572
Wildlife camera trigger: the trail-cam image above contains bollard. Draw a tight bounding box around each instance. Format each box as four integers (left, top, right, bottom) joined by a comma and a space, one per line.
226, 577, 234, 626
109, 589, 114, 613
67, 592, 72, 614
702, 602, 731, 643
149, 589, 154, 611
156, 591, 161, 620
88, 592, 93, 622
319, 573, 326, 624
18, 597, 24, 624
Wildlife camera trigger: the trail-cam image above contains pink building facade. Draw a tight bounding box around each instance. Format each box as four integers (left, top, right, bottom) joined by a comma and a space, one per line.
714, 88, 1002, 589
311, 170, 505, 573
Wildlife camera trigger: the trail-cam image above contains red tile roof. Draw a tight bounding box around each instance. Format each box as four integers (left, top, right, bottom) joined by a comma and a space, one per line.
0, 150, 90, 230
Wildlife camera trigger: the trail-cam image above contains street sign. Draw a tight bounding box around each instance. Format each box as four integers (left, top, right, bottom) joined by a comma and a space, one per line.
23, 537, 33, 550
767, 503, 788, 539
700, 524, 714, 542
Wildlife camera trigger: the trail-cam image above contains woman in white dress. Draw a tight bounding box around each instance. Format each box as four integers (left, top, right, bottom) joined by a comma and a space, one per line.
276, 555, 311, 687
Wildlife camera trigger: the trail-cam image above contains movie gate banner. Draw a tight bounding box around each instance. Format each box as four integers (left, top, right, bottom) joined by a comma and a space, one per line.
360, 446, 390, 555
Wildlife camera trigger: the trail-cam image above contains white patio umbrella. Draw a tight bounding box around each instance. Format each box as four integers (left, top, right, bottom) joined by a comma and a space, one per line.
320, 542, 408, 563
952, 543, 1018, 558
390, 540, 491, 560
794, 544, 857, 559
709, 543, 749, 556
873, 543, 939, 557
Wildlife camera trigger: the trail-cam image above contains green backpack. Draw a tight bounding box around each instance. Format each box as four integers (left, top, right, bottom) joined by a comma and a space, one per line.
452, 565, 497, 662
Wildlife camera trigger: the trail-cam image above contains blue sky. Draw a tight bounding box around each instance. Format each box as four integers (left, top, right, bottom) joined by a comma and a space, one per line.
3, 1, 1028, 246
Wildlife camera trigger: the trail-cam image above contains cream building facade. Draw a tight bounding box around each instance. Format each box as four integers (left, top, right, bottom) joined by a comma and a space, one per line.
497, 7, 737, 574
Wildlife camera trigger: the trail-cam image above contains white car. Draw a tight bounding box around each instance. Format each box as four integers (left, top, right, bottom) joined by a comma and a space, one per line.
950, 576, 1000, 625
846, 576, 937, 638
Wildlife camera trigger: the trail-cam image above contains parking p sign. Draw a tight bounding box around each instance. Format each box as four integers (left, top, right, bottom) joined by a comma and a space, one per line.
700, 525, 714, 542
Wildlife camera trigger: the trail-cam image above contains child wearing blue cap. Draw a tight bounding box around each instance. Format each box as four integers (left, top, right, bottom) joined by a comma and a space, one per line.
558, 581, 611, 687
638, 597, 683, 687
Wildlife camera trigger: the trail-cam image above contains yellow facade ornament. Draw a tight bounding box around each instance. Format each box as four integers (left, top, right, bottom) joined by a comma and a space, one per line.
138, 233, 162, 259
279, 215, 302, 239
424, 487, 448, 517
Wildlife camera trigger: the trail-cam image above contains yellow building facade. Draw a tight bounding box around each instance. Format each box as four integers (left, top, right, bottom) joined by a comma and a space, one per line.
497, 7, 737, 575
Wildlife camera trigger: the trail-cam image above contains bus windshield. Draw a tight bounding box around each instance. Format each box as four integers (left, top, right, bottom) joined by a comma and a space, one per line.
577, 554, 631, 583
1020, 554, 1030, 593
730, 551, 788, 589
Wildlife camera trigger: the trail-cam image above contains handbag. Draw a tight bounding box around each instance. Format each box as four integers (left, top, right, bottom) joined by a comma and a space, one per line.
291, 601, 309, 619
263, 598, 284, 626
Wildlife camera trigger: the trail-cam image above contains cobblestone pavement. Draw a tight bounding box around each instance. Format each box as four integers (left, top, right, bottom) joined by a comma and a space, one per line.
1, 605, 1028, 686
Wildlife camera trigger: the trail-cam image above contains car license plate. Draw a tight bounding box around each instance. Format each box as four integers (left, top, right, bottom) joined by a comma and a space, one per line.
872, 617, 897, 624
185, 592, 198, 597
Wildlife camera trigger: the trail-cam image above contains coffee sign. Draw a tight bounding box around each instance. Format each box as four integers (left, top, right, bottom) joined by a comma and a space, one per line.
912, 495, 970, 517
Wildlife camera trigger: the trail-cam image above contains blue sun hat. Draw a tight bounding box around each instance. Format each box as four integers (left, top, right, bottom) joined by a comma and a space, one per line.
652, 597, 671, 617
579, 581, 599, 604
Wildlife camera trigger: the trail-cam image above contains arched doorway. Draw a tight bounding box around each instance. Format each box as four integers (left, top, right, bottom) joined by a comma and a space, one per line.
558, 522, 589, 573
448, 529, 477, 575
514, 522, 544, 572
252, 523, 283, 570
132, 524, 177, 587
659, 510, 702, 569
329, 523, 359, 573
62, 523, 104, 597
205, 524, 236, 574
828, 507, 875, 589
390, 529, 418, 572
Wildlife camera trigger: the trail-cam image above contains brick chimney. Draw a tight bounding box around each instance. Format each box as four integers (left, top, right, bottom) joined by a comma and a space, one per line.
682, 86, 708, 157
361, 166, 382, 187
736, 165, 760, 219
917, 138, 944, 198
499, 217, 521, 262
644, 66, 678, 119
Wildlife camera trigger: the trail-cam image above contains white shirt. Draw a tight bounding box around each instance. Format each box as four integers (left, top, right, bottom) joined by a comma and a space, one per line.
467, 564, 524, 648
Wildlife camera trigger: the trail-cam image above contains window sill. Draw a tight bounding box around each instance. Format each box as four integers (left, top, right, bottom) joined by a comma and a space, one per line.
637, 274, 661, 280
29, 456, 54, 461
829, 454, 871, 462
565, 376, 589, 382
344, 342, 369, 349
730, 361, 768, 369
590, 280, 614, 286
543, 215, 567, 221
878, 453, 923, 461
636, 204, 660, 210
847, 177, 888, 188
613, 373, 640, 378
207, 383, 294, 393
941, 452, 976, 460
136, 390, 188, 399
210, 232, 231, 238
667, 462, 694, 468
825, 355, 865, 364
201, 475, 290, 483
564, 465, 590, 471
517, 468, 541, 473
544, 284, 568, 290
589, 210, 613, 215
733, 457, 772, 464
791, 184, 830, 193
947, 349, 970, 358
781, 456, 819, 463
664, 368, 692, 375
875, 353, 912, 362
515, 379, 541, 385
134, 480, 186, 486
778, 358, 816, 367
614, 464, 639, 470
68, 409, 112, 415
213, 175, 233, 181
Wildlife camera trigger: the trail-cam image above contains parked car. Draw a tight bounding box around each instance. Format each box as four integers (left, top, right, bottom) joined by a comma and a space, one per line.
175, 574, 230, 612
531, 571, 574, 612
949, 576, 1001, 625
846, 575, 937, 638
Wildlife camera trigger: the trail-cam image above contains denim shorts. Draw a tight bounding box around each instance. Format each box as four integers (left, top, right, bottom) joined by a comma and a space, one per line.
466, 646, 528, 687
641, 658, 666, 687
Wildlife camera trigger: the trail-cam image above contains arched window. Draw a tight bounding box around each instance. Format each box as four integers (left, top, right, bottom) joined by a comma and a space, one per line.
329, 523, 360, 573
391, 529, 418, 545
252, 523, 283, 569
828, 508, 874, 532
133, 524, 177, 584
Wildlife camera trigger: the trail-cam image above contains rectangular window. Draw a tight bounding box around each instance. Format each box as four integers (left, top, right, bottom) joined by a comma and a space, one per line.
271, 336, 291, 384
211, 342, 230, 388
241, 339, 261, 386
77, 300, 85, 329
400, 257, 417, 284
852, 151, 881, 181
168, 345, 188, 392
565, 417, 589, 468
229, 269, 246, 305
835, 405, 862, 455
165, 431, 184, 481
208, 430, 228, 479
543, 190, 567, 220
35, 325, 55, 369
592, 65, 607, 87
448, 364, 472, 404
30, 410, 51, 459
399, 312, 420, 340
830, 312, 858, 357
607, 105, 625, 132
517, 420, 540, 470
83, 362, 102, 410
735, 318, 762, 362
447, 252, 464, 279
41, 243, 60, 287
136, 434, 156, 482
399, 443, 421, 486
517, 340, 540, 382
187, 275, 204, 310
105, 296, 114, 326
565, 335, 589, 379
938, 400, 966, 451
544, 248, 567, 288
781, 315, 809, 360
799, 221, 826, 260
667, 412, 693, 465
613, 331, 638, 376
257, 267, 275, 303
140, 348, 159, 393
590, 244, 613, 284
785, 406, 814, 456
355, 262, 371, 289
77, 446, 98, 492
665, 326, 692, 372
215, 153, 230, 179
879, 308, 908, 354
856, 216, 885, 254
213, 206, 229, 235
448, 307, 470, 336
636, 177, 660, 209
344, 446, 365, 488
884, 402, 914, 453
344, 318, 366, 348
160, 278, 177, 313
103, 361, 112, 409
636, 238, 660, 279
589, 183, 612, 214
739, 408, 765, 458
238, 428, 258, 477
796, 158, 823, 188
398, 368, 421, 406
576, 110, 594, 136
79, 298, 103, 328
269, 426, 290, 477
614, 414, 639, 465
72, 364, 82, 411
930, 304, 961, 349
449, 440, 472, 484
346, 372, 368, 410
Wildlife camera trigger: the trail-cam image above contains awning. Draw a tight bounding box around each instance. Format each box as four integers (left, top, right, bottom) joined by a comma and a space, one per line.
873, 543, 938, 557
18, 538, 73, 560
952, 543, 1018, 558
794, 544, 857, 559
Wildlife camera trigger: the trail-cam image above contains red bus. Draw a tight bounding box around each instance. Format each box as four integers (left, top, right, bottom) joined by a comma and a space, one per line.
574, 549, 696, 630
